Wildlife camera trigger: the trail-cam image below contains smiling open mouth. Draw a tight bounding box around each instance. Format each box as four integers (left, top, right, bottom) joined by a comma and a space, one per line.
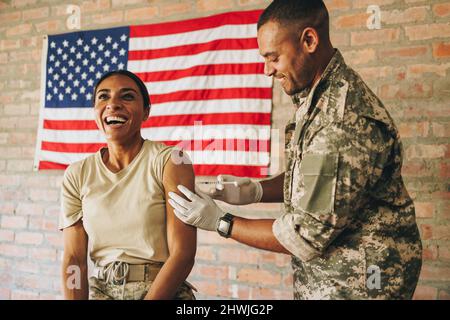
105, 116, 128, 125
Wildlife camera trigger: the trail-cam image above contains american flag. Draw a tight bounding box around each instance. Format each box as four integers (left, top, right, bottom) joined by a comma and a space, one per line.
34, 10, 273, 177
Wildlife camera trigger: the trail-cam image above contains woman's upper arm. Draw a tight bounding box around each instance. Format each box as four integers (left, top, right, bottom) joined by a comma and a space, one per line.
62, 220, 88, 263
60, 164, 83, 230
162, 150, 197, 257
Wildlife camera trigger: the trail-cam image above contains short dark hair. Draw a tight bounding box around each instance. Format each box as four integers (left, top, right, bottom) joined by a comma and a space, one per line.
257, 0, 329, 37
93, 70, 150, 109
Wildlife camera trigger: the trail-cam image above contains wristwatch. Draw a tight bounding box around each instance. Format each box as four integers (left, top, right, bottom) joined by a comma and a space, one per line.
217, 213, 234, 238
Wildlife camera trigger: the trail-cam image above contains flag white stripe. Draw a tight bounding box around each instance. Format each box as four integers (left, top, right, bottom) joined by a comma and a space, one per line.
145, 74, 271, 95
129, 24, 256, 51
42, 129, 106, 143
127, 49, 263, 73
43, 108, 95, 120
42, 99, 272, 120
40, 150, 93, 165
149, 99, 272, 116
40, 150, 270, 166
41, 125, 271, 143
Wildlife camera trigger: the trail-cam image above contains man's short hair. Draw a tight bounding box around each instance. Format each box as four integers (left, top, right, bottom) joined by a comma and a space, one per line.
257, 0, 329, 38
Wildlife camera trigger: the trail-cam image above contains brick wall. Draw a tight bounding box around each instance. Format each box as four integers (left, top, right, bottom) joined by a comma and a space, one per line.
0, 0, 449, 300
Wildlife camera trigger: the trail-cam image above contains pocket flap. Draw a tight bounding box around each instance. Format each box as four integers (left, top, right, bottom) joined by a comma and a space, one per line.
300, 153, 338, 176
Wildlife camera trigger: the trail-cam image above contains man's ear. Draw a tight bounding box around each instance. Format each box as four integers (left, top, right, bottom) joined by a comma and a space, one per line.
300, 27, 319, 54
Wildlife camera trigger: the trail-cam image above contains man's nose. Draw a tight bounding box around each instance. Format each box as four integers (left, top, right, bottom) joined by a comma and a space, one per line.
264, 61, 275, 77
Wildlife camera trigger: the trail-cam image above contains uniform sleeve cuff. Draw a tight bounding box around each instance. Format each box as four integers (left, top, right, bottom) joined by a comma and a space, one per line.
273, 214, 321, 262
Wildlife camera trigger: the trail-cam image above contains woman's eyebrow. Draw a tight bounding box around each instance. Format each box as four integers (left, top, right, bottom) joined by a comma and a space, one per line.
96, 88, 138, 94
119, 88, 138, 93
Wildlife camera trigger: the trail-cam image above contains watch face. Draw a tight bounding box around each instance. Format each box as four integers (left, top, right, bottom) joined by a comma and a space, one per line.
217, 219, 231, 234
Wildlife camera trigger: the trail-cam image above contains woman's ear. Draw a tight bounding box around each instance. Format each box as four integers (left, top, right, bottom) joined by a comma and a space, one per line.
300, 27, 319, 54
143, 107, 150, 121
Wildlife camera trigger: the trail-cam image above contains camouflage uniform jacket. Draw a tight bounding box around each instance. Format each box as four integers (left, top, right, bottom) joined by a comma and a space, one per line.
272, 50, 422, 300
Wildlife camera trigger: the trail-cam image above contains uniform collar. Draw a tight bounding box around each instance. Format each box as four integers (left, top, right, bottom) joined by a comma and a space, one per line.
291, 49, 345, 107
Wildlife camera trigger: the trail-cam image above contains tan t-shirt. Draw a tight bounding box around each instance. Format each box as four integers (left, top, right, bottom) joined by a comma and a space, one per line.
59, 140, 174, 266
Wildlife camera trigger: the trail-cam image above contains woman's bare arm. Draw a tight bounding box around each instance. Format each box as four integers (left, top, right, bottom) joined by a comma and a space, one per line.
144, 151, 197, 300
260, 172, 285, 202
61, 220, 89, 300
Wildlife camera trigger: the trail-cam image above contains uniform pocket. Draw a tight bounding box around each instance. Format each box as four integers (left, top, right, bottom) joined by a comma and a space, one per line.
299, 153, 338, 214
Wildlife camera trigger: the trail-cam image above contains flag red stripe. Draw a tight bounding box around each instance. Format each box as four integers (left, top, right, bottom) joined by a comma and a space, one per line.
151, 88, 272, 104
193, 164, 268, 178
130, 10, 262, 38
43, 112, 270, 130
136, 63, 264, 82
129, 38, 258, 61
41, 139, 270, 153
38, 160, 268, 177
143, 113, 270, 128
41, 141, 106, 153
39, 161, 68, 170
44, 120, 99, 130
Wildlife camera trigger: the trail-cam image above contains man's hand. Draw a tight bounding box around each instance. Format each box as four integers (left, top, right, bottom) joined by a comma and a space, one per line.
205, 174, 263, 205
168, 185, 225, 231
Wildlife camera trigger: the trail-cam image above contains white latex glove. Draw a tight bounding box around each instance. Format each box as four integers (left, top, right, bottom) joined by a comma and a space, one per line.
206, 174, 263, 205
168, 185, 225, 231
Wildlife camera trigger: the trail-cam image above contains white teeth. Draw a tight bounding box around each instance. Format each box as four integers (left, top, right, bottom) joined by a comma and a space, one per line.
106, 116, 127, 124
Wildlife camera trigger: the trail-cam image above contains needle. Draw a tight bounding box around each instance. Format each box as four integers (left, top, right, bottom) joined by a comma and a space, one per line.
198, 181, 237, 185
197, 181, 239, 190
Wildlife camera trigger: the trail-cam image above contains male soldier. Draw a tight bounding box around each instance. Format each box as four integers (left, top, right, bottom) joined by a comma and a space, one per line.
168, 0, 422, 299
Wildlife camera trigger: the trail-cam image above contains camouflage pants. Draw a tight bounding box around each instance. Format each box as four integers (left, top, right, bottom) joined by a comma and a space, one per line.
89, 276, 196, 300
